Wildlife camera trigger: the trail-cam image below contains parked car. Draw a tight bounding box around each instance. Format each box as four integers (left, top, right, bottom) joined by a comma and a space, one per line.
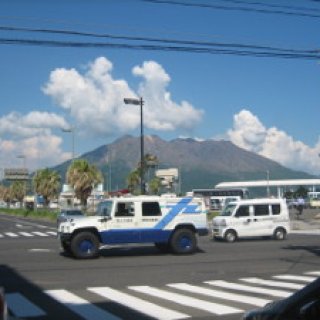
242, 277, 320, 320
56, 209, 84, 227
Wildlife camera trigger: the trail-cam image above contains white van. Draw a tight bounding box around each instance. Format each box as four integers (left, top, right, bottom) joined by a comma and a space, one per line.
212, 198, 290, 242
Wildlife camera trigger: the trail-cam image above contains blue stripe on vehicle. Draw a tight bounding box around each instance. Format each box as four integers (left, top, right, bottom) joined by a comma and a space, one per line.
154, 197, 193, 230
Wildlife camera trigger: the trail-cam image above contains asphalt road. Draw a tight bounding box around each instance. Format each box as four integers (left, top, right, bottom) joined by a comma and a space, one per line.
0, 212, 319, 320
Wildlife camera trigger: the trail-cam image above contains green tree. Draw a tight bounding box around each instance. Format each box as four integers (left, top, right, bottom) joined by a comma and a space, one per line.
66, 159, 103, 206
10, 181, 26, 207
33, 168, 61, 207
127, 169, 140, 195
148, 176, 162, 195
0, 186, 11, 207
128, 153, 159, 195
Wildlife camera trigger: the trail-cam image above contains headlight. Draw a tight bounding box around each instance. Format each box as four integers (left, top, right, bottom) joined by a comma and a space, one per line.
213, 219, 227, 227
220, 219, 227, 226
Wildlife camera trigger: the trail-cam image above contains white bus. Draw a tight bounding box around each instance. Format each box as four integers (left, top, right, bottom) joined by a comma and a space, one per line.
308, 191, 320, 208
192, 188, 249, 210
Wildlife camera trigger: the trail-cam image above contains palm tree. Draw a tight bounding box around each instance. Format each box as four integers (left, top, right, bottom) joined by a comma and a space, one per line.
148, 177, 162, 195
130, 153, 159, 194
10, 181, 26, 207
33, 168, 61, 207
0, 186, 11, 207
144, 153, 159, 183
127, 169, 140, 195
66, 159, 103, 207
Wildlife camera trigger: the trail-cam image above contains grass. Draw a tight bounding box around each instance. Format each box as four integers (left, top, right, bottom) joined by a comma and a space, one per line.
1, 207, 220, 223
0, 207, 58, 222
207, 210, 220, 221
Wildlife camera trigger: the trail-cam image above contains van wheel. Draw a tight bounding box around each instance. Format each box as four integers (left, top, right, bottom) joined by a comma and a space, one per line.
70, 232, 100, 259
170, 229, 197, 254
273, 228, 286, 240
224, 230, 237, 243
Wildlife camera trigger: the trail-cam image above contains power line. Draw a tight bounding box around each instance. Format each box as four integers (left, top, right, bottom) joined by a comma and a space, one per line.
142, 0, 320, 18
0, 25, 317, 55
217, 0, 320, 13
1, 38, 319, 60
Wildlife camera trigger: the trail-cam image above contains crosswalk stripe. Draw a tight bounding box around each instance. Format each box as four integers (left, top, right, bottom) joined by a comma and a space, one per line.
129, 285, 243, 315
46, 231, 57, 236
0, 234, 3, 238
46, 289, 120, 320
167, 283, 270, 307
4, 232, 18, 237
32, 231, 49, 237
18, 232, 34, 237
305, 271, 320, 276
273, 275, 317, 282
6, 293, 46, 317
89, 286, 189, 320
205, 280, 292, 298
240, 278, 304, 290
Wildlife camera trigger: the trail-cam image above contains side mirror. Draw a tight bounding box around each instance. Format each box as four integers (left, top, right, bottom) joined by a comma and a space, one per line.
300, 300, 320, 320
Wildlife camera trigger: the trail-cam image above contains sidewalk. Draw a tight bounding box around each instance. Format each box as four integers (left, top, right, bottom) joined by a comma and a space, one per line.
289, 208, 320, 235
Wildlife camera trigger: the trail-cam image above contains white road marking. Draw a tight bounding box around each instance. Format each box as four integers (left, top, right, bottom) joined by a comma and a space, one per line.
167, 283, 270, 307
46, 289, 120, 320
18, 232, 34, 237
305, 271, 320, 276
29, 249, 52, 253
273, 275, 317, 282
4, 232, 18, 237
129, 285, 243, 315
240, 277, 304, 290
32, 231, 49, 237
6, 293, 46, 317
205, 280, 293, 298
46, 231, 57, 236
89, 286, 189, 320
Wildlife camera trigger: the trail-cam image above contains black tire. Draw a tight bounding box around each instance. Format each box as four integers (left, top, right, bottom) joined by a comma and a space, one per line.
154, 242, 170, 252
224, 230, 237, 243
70, 231, 100, 259
61, 240, 72, 254
170, 229, 197, 254
273, 228, 286, 240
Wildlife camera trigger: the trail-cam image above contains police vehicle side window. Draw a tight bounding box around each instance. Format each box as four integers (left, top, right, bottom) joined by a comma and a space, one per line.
271, 204, 281, 215
254, 204, 269, 216
115, 202, 135, 217
235, 205, 249, 217
142, 202, 162, 216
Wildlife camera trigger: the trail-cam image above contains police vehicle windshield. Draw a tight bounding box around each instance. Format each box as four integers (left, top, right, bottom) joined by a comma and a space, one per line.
96, 200, 113, 217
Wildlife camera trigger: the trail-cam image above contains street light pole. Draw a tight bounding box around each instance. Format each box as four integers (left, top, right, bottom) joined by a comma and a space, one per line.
62, 127, 75, 161
17, 154, 26, 168
124, 97, 145, 195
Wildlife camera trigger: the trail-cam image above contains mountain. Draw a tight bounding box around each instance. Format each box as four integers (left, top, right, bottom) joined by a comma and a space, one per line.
53, 135, 314, 193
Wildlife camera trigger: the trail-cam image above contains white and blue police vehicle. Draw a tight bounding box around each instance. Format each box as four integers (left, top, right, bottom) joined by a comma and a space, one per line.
58, 195, 208, 259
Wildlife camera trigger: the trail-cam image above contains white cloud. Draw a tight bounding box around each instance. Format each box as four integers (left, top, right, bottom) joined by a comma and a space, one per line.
0, 111, 70, 171
43, 57, 203, 136
227, 109, 320, 174
0, 111, 68, 138
133, 61, 203, 131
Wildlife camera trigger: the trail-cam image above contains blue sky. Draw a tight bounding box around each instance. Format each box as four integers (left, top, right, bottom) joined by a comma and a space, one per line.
0, 0, 320, 175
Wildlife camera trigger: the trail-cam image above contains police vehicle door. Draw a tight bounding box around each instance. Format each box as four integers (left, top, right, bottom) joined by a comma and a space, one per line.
105, 201, 139, 243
